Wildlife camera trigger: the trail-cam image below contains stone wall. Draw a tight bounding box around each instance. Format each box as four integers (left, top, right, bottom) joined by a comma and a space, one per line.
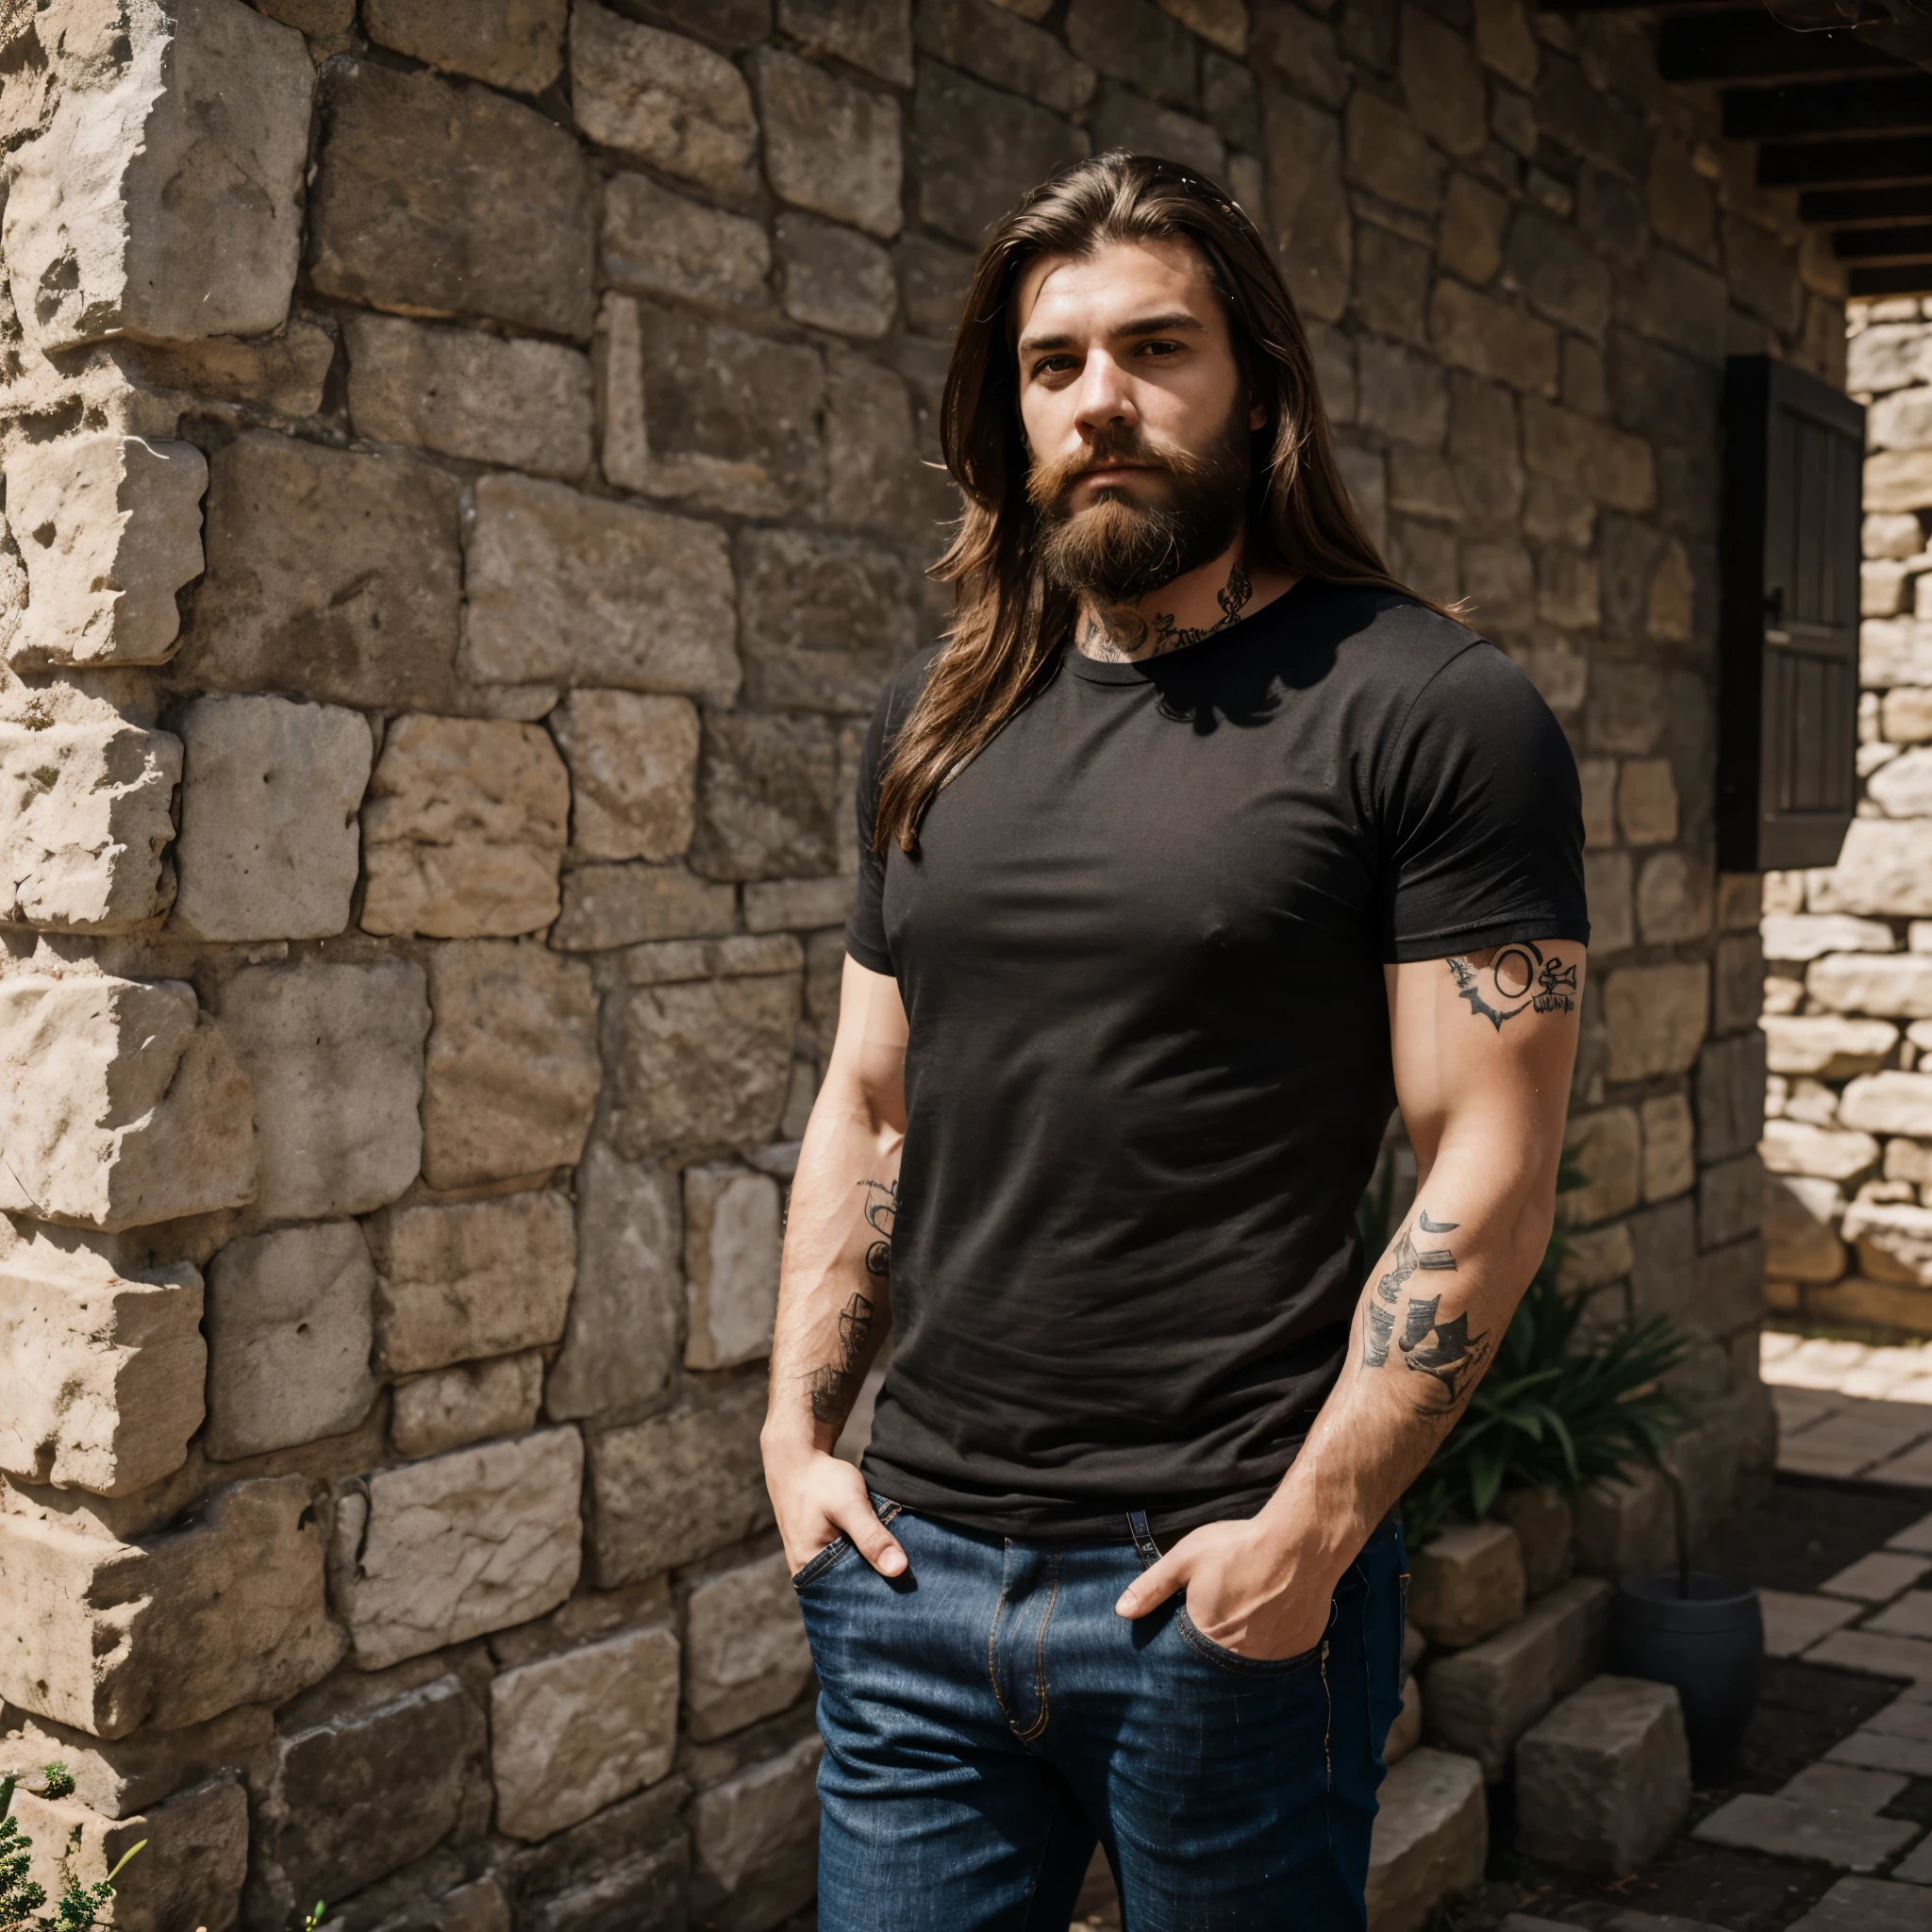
1762, 300, 1932, 1335
0, 0, 1841, 1927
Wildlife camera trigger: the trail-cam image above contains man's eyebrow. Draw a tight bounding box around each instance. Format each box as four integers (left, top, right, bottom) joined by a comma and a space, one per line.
1016, 311, 1209, 357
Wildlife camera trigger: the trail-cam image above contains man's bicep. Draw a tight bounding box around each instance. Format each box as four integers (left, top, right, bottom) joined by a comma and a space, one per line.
823, 955, 910, 1129
1387, 940, 1586, 1173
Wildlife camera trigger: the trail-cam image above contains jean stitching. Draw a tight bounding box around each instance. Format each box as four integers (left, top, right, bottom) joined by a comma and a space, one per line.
1320, 1638, 1332, 1791
1012, 1549, 1059, 1744
987, 1573, 1017, 1728
791, 1536, 855, 1590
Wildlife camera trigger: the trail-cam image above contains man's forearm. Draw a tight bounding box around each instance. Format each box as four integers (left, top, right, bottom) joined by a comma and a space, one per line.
1254, 1151, 1555, 1574
763, 1083, 902, 1456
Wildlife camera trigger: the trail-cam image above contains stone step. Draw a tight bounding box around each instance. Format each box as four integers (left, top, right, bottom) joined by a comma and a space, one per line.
1365, 1747, 1486, 1932
1790, 1874, 1932, 1929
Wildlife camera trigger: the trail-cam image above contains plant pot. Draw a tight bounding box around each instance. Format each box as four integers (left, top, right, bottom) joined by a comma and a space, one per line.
1606, 1570, 1763, 1785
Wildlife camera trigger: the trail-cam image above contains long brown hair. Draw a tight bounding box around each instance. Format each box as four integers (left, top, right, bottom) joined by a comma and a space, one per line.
874, 150, 1436, 855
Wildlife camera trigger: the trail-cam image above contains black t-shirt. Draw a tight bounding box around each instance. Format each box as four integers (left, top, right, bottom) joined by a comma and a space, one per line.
845, 579, 1588, 1539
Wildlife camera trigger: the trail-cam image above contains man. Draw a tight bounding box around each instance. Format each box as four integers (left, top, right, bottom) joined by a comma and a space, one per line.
761, 152, 1588, 1929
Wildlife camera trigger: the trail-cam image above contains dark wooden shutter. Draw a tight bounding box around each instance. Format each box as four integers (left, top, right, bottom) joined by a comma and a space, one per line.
1718, 355, 1865, 873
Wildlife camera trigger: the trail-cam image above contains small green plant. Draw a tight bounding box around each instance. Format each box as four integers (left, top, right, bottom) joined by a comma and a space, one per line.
0, 1769, 143, 1932
1391, 1158, 1694, 1544
287, 1900, 328, 1932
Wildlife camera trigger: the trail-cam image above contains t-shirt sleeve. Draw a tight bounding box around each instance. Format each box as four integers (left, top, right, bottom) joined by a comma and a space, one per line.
1377, 641, 1591, 963
844, 676, 899, 976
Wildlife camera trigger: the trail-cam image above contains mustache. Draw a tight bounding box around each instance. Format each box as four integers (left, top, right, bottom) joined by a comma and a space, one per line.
1024, 429, 1218, 516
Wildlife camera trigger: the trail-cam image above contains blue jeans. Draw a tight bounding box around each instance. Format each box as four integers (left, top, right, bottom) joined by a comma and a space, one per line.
796, 1499, 1408, 1931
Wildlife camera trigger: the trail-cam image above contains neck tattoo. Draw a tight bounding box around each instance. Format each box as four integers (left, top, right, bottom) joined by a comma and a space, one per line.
1079, 560, 1254, 663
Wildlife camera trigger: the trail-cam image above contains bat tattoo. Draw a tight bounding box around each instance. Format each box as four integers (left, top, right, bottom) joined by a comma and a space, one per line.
1447, 942, 1576, 1030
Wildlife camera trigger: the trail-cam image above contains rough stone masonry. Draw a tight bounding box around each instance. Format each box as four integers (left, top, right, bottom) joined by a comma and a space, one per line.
1763, 300, 1932, 1339
0, 0, 1840, 1926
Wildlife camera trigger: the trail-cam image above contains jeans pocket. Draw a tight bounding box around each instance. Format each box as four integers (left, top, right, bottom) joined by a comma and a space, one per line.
1174, 1603, 1331, 1676
791, 1534, 855, 1591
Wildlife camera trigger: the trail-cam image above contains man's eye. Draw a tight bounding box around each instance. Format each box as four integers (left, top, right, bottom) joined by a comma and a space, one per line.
1033, 357, 1076, 376
1139, 341, 1181, 358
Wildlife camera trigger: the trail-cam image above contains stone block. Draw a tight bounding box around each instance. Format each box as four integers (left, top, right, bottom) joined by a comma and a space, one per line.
1584, 851, 1634, 955
1810, 953, 1932, 1018
685, 1166, 783, 1372
364, 0, 567, 92
462, 471, 741, 703
599, 293, 826, 517
1524, 398, 1656, 512
8, 433, 207, 669
1765, 1016, 1900, 1078
913, 0, 1095, 113
1399, 1, 1485, 156
1440, 175, 1509, 288
1869, 450, 1932, 517
1844, 1200, 1932, 1288
691, 712, 841, 883
375, 1878, 511, 1932
754, 48, 902, 238
420, 943, 599, 1188
1386, 1674, 1424, 1766
1761, 1117, 1881, 1180
0, 1474, 341, 1738
1424, 1577, 1610, 1779
9, 1774, 248, 1932
391, 1352, 545, 1459
219, 959, 427, 1222
493, 1625, 681, 1840
1430, 281, 1560, 396
550, 862, 738, 952
344, 313, 593, 480
603, 170, 772, 314
1260, 90, 1350, 326
1841, 1072, 1932, 1138
1885, 687, 1932, 742
0, 1228, 202, 1496
4, 0, 311, 349
1697, 1030, 1767, 1164
1869, 747, 1932, 819
1604, 963, 1708, 1081
738, 528, 916, 717
587, 1378, 771, 1587
1715, 931, 1764, 1037
0, 718, 179, 932
1363, 1748, 1487, 1932
360, 716, 570, 940
1089, 85, 1226, 182
175, 433, 464, 712
777, 212, 898, 338
746, 876, 856, 935
824, 347, 958, 541
205, 1222, 378, 1462
0, 971, 257, 1232
1641, 1092, 1695, 1201
330, 1427, 583, 1670
912, 59, 1089, 250
690, 1732, 823, 1932
310, 61, 595, 338
122, 315, 339, 417
370, 1191, 575, 1376
546, 1141, 685, 1424
1503, 1487, 1574, 1597
1564, 1108, 1641, 1224
571, 3, 758, 196
1408, 1521, 1525, 1649
613, 972, 803, 1163
1515, 1676, 1690, 1876
171, 695, 372, 943
1066, 0, 1197, 103
782, 0, 914, 81
1766, 1174, 1849, 1284
1575, 1467, 1674, 1576
266, 1674, 485, 1906
1357, 339, 1449, 449
1859, 621, 1932, 691
685, 1552, 815, 1742
1808, 820, 1932, 917
551, 691, 699, 864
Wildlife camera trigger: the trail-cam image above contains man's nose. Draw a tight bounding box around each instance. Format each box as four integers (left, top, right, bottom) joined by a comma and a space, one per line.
1071, 352, 1136, 435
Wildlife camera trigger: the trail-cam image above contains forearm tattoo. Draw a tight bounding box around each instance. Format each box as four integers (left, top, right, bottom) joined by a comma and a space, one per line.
1358, 1207, 1492, 1417
803, 1179, 896, 1427
1446, 942, 1576, 1031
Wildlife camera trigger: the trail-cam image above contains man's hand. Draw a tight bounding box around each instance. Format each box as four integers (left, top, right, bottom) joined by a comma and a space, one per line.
1114, 1519, 1336, 1660
764, 1439, 908, 1580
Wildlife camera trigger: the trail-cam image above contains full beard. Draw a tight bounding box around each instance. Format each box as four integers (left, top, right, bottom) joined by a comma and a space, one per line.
1030, 405, 1253, 606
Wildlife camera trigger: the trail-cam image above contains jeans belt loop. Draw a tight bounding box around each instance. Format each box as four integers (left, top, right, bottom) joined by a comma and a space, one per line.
1125, 1508, 1163, 1564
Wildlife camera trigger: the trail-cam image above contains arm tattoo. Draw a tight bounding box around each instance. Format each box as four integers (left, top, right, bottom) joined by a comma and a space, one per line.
1079, 561, 1253, 662
1358, 1208, 1492, 1416
1446, 942, 1576, 1031
807, 1291, 875, 1426
802, 1179, 896, 1427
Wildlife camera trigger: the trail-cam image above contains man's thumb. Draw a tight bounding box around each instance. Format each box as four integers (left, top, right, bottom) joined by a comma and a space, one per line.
1116, 1552, 1186, 1620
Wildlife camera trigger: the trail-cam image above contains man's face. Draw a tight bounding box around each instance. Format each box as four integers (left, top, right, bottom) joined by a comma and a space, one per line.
1014, 237, 1261, 602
